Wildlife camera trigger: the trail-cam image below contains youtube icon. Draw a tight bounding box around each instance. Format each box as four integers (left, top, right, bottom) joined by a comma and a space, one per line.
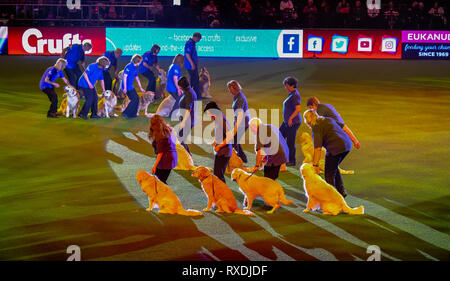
358, 37, 373, 52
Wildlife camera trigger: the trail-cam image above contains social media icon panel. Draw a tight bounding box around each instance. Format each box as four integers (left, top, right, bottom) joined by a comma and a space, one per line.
283, 34, 300, 54
357, 37, 373, 52
331, 35, 349, 54
307, 36, 323, 52
381, 37, 398, 53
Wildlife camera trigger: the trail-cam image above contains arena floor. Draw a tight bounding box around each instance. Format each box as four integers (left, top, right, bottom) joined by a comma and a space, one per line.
0, 56, 449, 261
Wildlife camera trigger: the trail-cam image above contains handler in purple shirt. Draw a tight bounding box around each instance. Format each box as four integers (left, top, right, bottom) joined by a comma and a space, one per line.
279, 76, 302, 166
149, 115, 178, 184
249, 118, 289, 180
306, 96, 360, 149
204, 101, 233, 184
304, 109, 352, 197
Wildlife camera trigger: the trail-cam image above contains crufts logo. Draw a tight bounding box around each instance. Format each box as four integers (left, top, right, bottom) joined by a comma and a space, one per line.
277, 30, 303, 58
21, 28, 92, 55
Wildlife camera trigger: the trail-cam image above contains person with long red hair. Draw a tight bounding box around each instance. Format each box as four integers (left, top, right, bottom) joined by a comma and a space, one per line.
148, 115, 178, 184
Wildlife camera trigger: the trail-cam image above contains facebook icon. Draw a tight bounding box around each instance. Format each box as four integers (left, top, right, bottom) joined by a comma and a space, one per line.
283, 34, 300, 54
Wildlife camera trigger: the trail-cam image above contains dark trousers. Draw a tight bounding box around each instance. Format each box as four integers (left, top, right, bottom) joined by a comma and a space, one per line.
42, 88, 58, 116
233, 128, 248, 163
79, 87, 98, 117
264, 165, 281, 180
324, 151, 349, 196
122, 89, 139, 118
178, 126, 193, 155
214, 155, 230, 184
187, 68, 200, 98
141, 70, 156, 92
169, 92, 181, 117
279, 121, 300, 164
155, 168, 171, 184
65, 66, 82, 90
103, 70, 113, 91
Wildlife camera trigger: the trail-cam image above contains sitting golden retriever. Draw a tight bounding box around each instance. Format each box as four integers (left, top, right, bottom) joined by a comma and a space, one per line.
300, 132, 354, 175
116, 91, 155, 117
192, 166, 254, 216
173, 137, 196, 171
300, 163, 364, 215
57, 86, 80, 118
136, 170, 202, 216
225, 149, 286, 174
231, 168, 293, 214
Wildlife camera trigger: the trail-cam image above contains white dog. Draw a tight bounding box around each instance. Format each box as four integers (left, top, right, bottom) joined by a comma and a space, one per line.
98, 90, 118, 118
57, 86, 80, 118
300, 163, 364, 215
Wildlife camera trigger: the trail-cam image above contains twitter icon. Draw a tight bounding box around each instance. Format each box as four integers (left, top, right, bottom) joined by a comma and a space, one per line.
331, 35, 349, 54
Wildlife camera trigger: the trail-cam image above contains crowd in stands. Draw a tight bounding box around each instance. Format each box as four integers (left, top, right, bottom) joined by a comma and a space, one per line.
0, 0, 448, 30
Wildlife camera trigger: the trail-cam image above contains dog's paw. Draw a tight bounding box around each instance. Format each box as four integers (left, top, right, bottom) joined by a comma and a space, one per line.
146, 208, 152, 212
203, 208, 210, 212
303, 209, 310, 213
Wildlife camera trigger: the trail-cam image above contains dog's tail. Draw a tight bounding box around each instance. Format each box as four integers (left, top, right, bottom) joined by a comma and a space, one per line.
234, 208, 254, 216
115, 97, 129, 112
342, 203, 364, 215
279, 189, 293, 206
339, 167, 355, 175
179, 208, 203, 216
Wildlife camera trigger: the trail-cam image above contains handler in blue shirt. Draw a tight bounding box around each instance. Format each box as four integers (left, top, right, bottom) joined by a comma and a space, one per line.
121, 54, 146, 119
177, 76, 197, 155
304, 109, 352, 197
184, 32, 202, 99
63, 42, 92, 91
249, 118, 289, 180
279, 76, 302, 167
39, 58, 71, 118
306, 96, 360, 149
166, 54, 184, 115
102, 48, 122, 91
78, 56, 109, 119
228, 80, 250, 163
139, 45, 163, 95
204, 101, 233, 184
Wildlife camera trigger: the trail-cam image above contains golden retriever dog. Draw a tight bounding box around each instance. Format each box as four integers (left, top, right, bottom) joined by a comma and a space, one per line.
155, 94, 176, 118
97, 90, 118, 118
300, 132, 354, 175
192, 166, 254, 216
57, 86, 80, 118
116, 91, 155, 117
300, 163, 364, 215
155, 71, 167, 100
231, 168, 293, 214
173, 137, 197, 171
225, 149, 286, 174
136, 170, 202, 216
199, 66, 212, 98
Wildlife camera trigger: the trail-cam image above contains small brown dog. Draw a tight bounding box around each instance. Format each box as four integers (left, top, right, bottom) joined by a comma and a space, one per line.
192, 166, 253, 215
136, 170, 202, 216
199, 66, 212, 98
300, 163, 363, 215
116, 91, 155, 117
231, 168, 293, 214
